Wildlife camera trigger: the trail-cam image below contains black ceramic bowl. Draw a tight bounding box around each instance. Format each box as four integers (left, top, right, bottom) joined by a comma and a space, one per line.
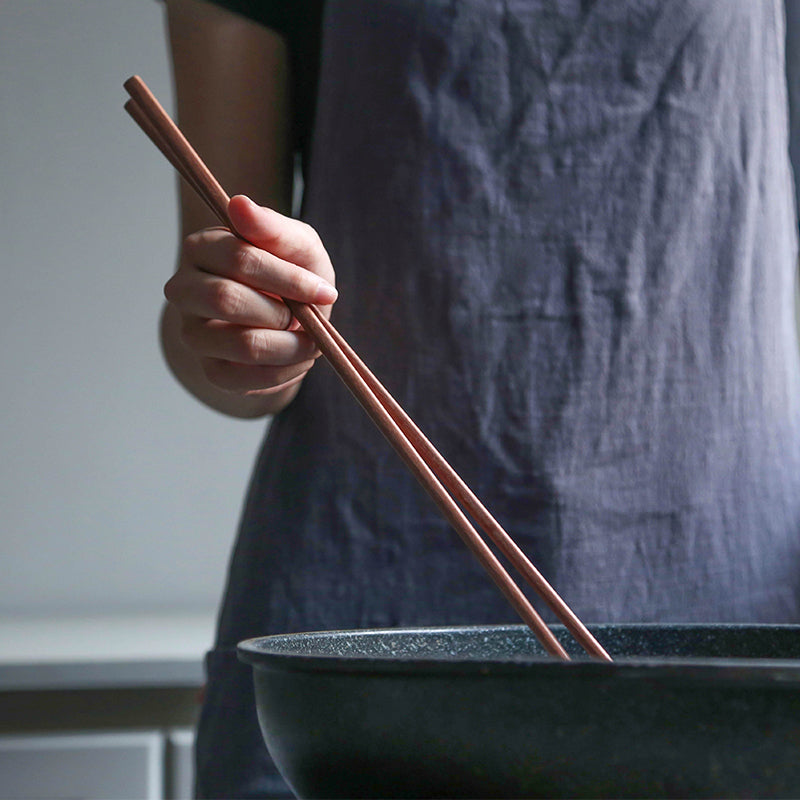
238, 624, 800, 798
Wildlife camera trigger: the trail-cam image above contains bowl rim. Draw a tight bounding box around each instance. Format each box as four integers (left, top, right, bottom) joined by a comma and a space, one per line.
236, 622, 800, 683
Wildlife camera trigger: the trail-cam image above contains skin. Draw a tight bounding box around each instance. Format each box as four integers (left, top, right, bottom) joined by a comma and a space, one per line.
162, 0, 337, 418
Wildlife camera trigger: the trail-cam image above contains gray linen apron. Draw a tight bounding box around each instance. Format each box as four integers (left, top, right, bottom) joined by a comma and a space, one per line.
196, 2, 800, 796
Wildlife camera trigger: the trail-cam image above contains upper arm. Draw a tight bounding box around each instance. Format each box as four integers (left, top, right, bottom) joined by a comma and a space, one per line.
165, 0, 294, 236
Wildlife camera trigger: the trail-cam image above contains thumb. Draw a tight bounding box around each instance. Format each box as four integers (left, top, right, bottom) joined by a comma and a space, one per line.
227, 194, 338, 304
227, 194, 281, 241
228, 195, 322, 269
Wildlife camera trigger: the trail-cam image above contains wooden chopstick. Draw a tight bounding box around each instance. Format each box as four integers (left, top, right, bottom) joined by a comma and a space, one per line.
309, 306, 610, 660
124, 75, 611, 662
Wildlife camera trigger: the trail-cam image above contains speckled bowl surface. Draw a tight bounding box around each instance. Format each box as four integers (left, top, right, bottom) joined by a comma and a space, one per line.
238, 624, 800, 798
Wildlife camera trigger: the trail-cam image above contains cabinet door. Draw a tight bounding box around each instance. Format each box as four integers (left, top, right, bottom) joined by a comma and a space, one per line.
167, 728, 194, 800
0, 730, 163, 800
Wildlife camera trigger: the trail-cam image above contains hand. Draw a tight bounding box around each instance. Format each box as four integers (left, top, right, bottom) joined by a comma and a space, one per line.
164, 195, 337, 401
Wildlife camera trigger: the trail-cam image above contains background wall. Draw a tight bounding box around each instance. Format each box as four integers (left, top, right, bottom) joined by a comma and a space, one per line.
1, 2, 799, 630
0, 1, 264, 622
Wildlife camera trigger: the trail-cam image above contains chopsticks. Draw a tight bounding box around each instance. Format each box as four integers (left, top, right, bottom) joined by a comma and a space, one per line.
124, 75, 611, 662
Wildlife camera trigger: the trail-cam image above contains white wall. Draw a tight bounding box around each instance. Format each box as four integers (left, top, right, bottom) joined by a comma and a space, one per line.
1, 1, 799, 627
0, 1, 265, 619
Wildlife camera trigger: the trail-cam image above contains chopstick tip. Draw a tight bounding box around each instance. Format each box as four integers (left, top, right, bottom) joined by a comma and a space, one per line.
124, 75, 144, 94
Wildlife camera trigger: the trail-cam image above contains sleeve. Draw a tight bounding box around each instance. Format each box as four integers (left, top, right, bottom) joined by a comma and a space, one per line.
202, 1, 291, 38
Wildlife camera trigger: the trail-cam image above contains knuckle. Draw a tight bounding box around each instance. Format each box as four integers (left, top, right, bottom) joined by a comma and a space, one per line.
285, 269, 310, 298
164, 268, 195, 305
209, 281, 246, 319
231, 243, 262, 280
163, 274, 180, 303
294, 221, 322, 263
181, 230, 209, 264
180, 234, 198, 263
299, 219, 321, 245
276, 301, 293, 330
266, 219, 322, 266
239, 329, 270, 364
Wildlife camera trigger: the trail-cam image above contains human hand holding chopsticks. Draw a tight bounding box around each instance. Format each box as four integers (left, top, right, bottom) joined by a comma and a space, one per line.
126, 74, 611, 662
162, 195, 338, 414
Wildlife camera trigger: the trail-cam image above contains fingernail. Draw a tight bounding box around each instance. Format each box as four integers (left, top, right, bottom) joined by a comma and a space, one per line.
231, 194, 258, 213
315, 280, 338, 304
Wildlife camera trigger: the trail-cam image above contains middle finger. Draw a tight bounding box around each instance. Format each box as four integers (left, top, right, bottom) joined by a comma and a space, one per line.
166, 270, 294, 329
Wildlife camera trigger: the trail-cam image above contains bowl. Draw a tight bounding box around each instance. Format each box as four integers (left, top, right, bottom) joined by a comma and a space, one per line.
238, 624, 800, 798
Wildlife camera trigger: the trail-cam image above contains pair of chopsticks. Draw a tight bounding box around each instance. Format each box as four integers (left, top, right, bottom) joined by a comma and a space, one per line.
124, 75, 611, 662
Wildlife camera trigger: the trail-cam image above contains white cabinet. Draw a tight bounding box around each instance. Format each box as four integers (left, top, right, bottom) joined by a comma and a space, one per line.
0, 615, 208, 800
167, 728, 195, 800
0, 731, 164, 800
0, 729, 196, 800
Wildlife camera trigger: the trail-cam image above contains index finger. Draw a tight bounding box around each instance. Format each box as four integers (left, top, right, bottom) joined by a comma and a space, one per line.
228, 195, 330, 270
184, 229, 338, 306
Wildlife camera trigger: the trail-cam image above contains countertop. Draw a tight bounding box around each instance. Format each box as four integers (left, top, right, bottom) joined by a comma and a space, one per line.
0, 613, 213, 691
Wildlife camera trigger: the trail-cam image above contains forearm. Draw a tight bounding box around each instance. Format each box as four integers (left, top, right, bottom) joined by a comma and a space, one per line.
161, 0, 301, 419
